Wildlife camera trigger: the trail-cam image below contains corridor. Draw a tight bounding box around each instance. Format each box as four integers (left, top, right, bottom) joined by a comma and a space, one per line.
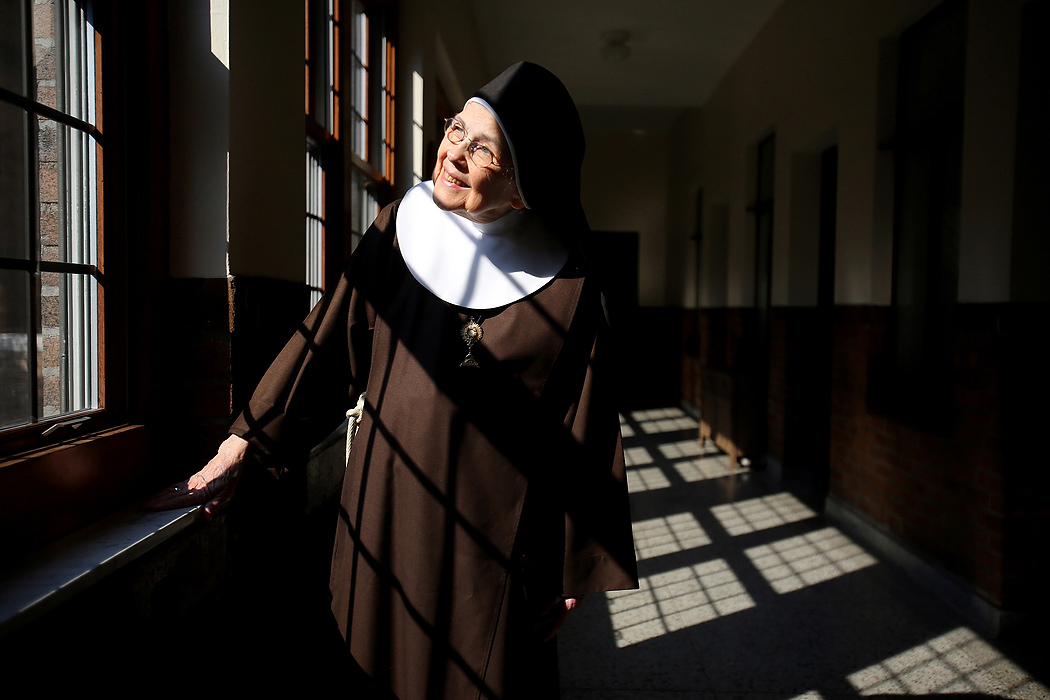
558, 407, 1050, 700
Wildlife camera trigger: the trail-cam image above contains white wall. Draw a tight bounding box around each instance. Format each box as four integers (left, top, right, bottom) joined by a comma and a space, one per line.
394, 0, 492, 198
227, 0, 305, 282
581, 130, 673, 307
167, 0, 1027, 305
168, 0, 304, 283
957, 0, 1023, 303
666, 0, 1025, 309
168, 0, 229, 278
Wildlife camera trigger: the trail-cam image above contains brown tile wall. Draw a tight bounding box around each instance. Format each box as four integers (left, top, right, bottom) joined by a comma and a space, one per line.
826, 304, 1043, 608
680, 309, 702, 409
683, 303, 1049, 612
685, 307, 765, 460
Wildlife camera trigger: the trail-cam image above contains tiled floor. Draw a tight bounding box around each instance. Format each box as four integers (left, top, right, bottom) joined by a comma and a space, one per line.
558, 407, 1050, 700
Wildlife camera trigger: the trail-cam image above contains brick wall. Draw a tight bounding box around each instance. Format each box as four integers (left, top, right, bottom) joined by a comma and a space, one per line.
829, 305, 1009, 606
684, 302, 1048, 613
36, 0, 61, 418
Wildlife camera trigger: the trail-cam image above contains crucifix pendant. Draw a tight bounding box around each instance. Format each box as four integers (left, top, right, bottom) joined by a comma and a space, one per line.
460, 317, 483, 368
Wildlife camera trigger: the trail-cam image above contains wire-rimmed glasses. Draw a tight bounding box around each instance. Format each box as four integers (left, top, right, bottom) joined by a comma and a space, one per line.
443, 118, 512, 170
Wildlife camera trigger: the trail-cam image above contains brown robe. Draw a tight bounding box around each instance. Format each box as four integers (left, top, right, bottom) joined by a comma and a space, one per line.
231, 200, 638, 699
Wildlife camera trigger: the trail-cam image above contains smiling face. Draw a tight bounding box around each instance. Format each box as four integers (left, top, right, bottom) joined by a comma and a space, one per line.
431, 101, 524, 224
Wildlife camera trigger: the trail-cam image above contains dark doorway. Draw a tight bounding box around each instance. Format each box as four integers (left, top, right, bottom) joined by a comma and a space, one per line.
584, 230, 675, 409
812, 144, 838, 504
780, 145, 836, 508
753, 134, 776, 461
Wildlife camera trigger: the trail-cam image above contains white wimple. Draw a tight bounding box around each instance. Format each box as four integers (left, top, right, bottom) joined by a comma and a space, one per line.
396, 181, 568, 310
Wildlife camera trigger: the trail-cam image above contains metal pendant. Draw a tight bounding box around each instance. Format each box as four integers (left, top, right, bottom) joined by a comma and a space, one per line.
460, 317, 484, 368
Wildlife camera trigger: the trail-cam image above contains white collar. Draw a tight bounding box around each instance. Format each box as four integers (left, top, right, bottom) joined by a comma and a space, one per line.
396, 181, 568, 310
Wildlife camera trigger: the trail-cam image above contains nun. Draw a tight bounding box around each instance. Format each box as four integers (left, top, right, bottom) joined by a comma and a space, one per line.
151, 62, 638, 699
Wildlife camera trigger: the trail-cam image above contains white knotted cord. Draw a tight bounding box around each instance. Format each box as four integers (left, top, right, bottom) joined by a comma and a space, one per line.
345, 392, 366, 467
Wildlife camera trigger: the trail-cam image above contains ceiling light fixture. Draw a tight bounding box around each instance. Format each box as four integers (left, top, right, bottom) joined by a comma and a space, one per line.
601, 30, 631, 63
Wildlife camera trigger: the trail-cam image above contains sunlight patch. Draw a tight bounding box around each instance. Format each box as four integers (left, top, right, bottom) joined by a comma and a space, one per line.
618, 413, 635, 438
744, 527, 877, 594
847, 627, 1050, 698
657, 439, 704, 459
626, 467, 672, 493
658, 439, 721, 460
639, 416, 699, 435
711, 492, 818, 536
633, 512, 711, 560
630, 407, 686, 421
606, 559, 755, 648
623, 446, 653, 467
674, 454, 747, 482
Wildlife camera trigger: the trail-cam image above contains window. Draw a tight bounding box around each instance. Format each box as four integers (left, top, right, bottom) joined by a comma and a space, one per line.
0, 0, 153, 557
886, 0, 966, 430
1, 0, 102, 437
306, 0, 339, 309
306, 143, 326, 308
306, 0, 340, 308
305, 0, 394, 306
349, 0, 395, 248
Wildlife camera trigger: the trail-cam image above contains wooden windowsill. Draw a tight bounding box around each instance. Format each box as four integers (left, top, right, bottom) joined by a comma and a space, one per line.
0, 424, 155, 560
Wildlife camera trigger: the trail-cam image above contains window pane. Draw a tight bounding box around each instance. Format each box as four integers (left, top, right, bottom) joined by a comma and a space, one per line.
32, 0, 62, 111
308, 0, 336, 134
0, 268, 32, 430
38, 117, 98, 266
381, 36, 394, 178
350, 0, 368, 162
0, 101, 30, 260
306, 146, 324, 308
350, 168, 376, 250
0, 1, 26, 98
41, 271, 98, 417
63, 0, 98, 125
1, 0, 100, 434
32, 0, 98, 118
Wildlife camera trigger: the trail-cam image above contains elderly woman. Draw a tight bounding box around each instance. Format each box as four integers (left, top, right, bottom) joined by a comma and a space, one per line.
152, 62, 637, 699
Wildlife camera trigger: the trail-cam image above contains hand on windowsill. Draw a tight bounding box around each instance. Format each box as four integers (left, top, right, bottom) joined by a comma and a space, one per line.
144, 434, 248, 521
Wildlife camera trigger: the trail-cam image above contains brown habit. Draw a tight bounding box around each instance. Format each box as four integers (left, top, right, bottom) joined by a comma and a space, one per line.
231, 200, 638, 699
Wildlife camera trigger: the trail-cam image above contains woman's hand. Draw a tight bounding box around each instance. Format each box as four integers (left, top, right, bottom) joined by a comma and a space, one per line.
144, 434, 249, 521
535, 596, 581, 642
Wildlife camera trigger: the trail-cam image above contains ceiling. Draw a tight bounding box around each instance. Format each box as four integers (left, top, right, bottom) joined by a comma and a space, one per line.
468, 0, 786, 133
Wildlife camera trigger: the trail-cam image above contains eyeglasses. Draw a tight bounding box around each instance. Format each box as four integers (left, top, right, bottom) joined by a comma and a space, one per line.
443, 118, 511, 170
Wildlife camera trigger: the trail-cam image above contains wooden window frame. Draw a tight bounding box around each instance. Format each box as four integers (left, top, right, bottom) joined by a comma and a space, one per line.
0, 0, 115, 452
1, 1, 166, 561
347, 0, 396, 248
